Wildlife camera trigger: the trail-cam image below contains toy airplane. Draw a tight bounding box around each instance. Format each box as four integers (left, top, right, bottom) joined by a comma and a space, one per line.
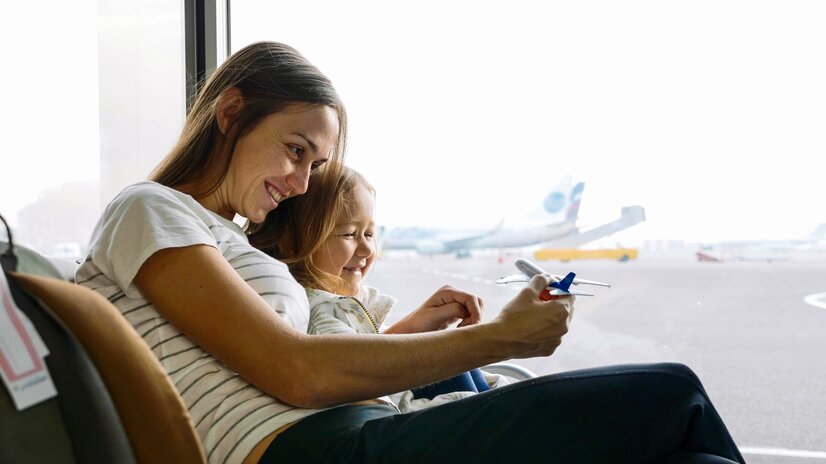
496, 258, 611, 297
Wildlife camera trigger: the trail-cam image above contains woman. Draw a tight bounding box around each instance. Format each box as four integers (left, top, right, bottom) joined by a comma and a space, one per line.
77, 41, 744, 463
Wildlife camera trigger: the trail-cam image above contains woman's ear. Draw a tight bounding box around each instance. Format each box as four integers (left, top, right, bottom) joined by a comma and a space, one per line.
216, 88, 244, 135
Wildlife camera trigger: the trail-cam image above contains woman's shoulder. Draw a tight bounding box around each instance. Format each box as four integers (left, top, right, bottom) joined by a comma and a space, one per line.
103, 181, 214, 226
88, 181, 224, 255
113, 181, 196, 208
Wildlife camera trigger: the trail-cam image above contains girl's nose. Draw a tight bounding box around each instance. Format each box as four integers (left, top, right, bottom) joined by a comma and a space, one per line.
356, 238, 373, 257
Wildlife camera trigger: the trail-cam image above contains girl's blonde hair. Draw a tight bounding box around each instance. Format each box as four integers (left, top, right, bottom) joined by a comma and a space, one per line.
251, 166, 374, 292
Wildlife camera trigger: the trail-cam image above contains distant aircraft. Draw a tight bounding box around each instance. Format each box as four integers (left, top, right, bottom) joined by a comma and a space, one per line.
380, 177, 646, 256
496, 258, 611, 298
696, 224, 826, 262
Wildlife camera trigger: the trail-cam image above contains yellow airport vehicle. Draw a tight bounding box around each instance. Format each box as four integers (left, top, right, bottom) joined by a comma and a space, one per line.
534, 247, 638, 262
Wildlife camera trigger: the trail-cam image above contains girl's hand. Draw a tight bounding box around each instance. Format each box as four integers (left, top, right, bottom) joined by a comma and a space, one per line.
383, 285, 484, 334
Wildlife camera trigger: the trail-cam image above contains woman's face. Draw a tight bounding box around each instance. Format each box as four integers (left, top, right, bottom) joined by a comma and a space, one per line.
312, 184, 376, 297
214, 104, 339, 223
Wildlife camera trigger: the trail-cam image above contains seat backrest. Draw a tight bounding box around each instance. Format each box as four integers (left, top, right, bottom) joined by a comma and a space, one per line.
1, 240, 67, 281
2, 270, 135, 464
4, 272, 206, 463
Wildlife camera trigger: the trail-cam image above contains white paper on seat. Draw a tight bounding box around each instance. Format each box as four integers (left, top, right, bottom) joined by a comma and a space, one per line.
0, 271, 57, 410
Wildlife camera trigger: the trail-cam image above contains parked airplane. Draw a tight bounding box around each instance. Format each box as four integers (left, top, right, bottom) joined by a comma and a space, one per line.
696, 224, 826, 262
380, 177, 646, 256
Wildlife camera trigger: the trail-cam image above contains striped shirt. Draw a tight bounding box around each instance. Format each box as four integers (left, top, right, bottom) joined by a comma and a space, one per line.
76, 181, 321, 464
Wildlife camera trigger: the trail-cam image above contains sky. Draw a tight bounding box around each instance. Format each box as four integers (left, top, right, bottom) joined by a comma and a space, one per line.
1, 1, 824, 248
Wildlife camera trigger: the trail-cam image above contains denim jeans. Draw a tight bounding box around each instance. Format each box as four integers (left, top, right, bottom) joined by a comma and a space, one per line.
410, 368, 490, 400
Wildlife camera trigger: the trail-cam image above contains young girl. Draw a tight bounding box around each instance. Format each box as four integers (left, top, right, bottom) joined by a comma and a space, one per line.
266, 166, 505, 412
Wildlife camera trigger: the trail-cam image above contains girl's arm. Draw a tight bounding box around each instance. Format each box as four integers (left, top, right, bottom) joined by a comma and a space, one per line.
135, 244, 570, 409
382, 285, 485, 334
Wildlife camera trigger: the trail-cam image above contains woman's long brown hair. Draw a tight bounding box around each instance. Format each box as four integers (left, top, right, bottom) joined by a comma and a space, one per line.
150, 41, 346, 207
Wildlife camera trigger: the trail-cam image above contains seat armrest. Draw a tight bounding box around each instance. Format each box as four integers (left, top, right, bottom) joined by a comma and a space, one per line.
483, 362, 538, 381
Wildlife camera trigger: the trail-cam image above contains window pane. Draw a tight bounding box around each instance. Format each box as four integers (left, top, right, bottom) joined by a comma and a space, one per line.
231, 1, 826, 245
0, 1, 99, 259
232, 1, 826, 457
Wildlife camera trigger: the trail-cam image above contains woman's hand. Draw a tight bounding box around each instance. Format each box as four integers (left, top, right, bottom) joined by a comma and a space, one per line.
490, 273, 575, 359
383, 285, 484, 334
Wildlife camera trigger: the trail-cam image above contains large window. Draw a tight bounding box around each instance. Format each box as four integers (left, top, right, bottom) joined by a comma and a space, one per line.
0, 1, 100, 258
232, 1, 826, 459
0, 0, 186, 261
2, 1, 821, 460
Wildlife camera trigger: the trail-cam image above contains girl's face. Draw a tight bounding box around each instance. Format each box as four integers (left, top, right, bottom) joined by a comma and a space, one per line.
210, 104, 339, 223
312, 184, 376, 297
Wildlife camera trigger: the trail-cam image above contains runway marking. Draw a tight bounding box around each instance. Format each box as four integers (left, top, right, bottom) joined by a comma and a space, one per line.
803, 292, 826, 309
741, 446, 826, 460
422, 268, 497, 286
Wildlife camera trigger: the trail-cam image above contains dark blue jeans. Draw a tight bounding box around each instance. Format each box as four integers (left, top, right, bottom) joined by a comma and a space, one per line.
410, 368, 490, 400
260, 363, 745, 464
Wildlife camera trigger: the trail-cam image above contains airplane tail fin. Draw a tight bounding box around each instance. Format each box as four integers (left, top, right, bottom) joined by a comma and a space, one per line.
510, 177, 585, 229
564, 182, 585, 224
550, 272, 576, 292
806, 224, 826, 243
538, 176, 572, 217
528, 176, 584, 223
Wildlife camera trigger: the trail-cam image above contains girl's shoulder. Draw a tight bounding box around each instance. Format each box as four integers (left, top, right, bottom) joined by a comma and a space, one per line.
361, 285, 397, 314
305, 288, 340, 306
305, 288, 366, 317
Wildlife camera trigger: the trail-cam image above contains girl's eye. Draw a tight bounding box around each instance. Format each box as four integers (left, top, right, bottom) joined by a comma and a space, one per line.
340, 232, 356, 238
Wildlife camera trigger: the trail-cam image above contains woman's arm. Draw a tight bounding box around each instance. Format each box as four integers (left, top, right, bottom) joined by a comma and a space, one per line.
135, 244, 570, 409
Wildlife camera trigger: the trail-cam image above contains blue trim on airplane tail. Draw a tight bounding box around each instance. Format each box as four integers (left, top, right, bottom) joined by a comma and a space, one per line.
549, 272, 576, 292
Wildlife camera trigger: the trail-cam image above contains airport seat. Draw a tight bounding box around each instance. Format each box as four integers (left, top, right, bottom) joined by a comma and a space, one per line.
0, 240, 71, 281
484, 362, 538, 381
1, 242, 206, 463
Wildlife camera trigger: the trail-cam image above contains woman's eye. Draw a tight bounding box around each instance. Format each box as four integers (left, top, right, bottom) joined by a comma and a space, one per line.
339, 232, 356, 238
311, 161, 323, 171
289, 145, 304, 158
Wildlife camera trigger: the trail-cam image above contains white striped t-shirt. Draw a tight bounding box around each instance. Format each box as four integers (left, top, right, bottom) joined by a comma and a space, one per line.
76, 181, 322, 464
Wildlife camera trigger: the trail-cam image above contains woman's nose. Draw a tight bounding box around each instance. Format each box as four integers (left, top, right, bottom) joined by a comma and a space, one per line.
288, 164, 311, 195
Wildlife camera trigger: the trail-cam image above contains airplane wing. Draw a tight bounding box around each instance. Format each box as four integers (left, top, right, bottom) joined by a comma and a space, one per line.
436, 218, 505, 251
495, 274, 531, 285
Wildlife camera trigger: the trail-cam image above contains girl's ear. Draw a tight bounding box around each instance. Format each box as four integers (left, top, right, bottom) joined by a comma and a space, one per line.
216, 88, 244, 135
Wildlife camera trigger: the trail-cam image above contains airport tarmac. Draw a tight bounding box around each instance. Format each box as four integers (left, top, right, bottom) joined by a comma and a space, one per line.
368, 252, 826, 463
